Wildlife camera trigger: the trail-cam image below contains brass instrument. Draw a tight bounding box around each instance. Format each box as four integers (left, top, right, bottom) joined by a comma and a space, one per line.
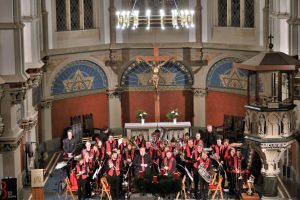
198, 162, 213, 183
246, 175, 255, 196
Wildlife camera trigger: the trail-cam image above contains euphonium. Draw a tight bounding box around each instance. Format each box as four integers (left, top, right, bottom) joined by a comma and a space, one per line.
198, 162, 213, 183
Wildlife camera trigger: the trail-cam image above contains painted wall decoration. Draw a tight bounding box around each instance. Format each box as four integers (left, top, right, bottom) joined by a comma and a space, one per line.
207, 57, 248, 90
51, 60, 108, 95
120, 61, 193, 87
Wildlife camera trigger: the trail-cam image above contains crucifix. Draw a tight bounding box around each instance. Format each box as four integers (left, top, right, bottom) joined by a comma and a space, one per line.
136, 45, 176, 122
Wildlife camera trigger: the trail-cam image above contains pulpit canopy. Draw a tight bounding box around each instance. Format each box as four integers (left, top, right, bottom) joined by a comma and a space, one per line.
233, 51, 300, 107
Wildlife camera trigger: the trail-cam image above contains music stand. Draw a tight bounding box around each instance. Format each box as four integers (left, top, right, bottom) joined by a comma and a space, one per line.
54, 161, 68, 195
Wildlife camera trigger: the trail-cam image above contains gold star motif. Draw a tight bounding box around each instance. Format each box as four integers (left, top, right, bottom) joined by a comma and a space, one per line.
220, 68, 247, 89
63, 70, 94, 92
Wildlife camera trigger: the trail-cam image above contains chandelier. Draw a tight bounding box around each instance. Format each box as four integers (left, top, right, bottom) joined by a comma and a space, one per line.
116, 0, 195, 30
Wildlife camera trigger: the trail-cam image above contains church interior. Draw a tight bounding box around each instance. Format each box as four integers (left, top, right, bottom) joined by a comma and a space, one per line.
0, 0, 300, 199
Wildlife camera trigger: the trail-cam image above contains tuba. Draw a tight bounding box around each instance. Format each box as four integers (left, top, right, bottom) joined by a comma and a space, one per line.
198, 162, 213, 183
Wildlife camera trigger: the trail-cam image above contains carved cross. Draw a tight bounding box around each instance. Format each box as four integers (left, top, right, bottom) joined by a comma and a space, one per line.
136, 45, 176, 122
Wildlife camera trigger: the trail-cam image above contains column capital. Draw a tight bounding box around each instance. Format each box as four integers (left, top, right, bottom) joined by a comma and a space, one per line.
26, 68, 44, 88
192, 87, 207, 97
4, 84, 27, 105
19, 118, 37, 133
40, 98, 53, 109
106, 88, 123, 99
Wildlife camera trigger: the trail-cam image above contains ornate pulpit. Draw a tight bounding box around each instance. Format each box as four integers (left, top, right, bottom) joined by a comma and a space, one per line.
234, 44, 300, 199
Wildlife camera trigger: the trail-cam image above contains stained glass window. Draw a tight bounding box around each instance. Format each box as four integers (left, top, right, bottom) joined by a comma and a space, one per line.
218, 0, 227, 27
84, 0, 94, 29
70, 0, 80, 30
56, 0, 66, 31
245, 0, 254, 27
231, 0, 240, 27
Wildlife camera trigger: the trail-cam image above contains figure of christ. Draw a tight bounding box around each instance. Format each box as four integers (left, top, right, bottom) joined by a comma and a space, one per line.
137, 58, 174, 92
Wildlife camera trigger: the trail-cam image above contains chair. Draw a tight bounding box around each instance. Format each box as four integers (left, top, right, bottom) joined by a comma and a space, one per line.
209, 176, 224, 200
176, 175, 187, 200
65, 176, 78, 200
100, 176, 112, 200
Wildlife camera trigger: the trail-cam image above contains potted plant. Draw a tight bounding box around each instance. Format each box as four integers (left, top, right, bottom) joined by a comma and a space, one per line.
136, 110, 148, 124
166, 109, 180, 123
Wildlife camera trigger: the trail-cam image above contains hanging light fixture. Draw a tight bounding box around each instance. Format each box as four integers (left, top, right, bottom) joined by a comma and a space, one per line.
116, 0, 195, 30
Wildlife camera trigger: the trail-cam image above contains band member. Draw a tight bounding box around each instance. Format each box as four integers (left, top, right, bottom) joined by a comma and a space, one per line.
133, 147, 152, 177
169, 137, 176, 152
106, 150, 124, 200
83, 152, 93, 198
151, 131, 161, 148
212, 138, 223, 156
106, 134, 117, 156
96, 140, 106, 162
194, 132, 204, 147
76, 158, 88, 200
135, 134, 146, 149
161, 150, 177, 175
235, 148, 248, 196
63, 129, 76, 158
192, 144, 203, 198
220, 139, 231, 163
82, 141, 94, 159
123, 143, 135, 192
184, 139, 194, 191
198, 151, 211, 200
119, 138, 128, 154
211, 152, 225, 188
203, 124, 217, 148
226, 148, 237, 196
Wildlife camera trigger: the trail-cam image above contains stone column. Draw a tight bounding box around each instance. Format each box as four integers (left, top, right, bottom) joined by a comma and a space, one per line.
109, 0, 116, 44
287, 0, 298, 55
193, 87, 207, 127
260, 145, 286, 199
107, 89, 122, 129
40, 98, 53, 142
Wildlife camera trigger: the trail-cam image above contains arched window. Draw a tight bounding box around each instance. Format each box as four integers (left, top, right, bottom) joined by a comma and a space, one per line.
56, 0, 95, 32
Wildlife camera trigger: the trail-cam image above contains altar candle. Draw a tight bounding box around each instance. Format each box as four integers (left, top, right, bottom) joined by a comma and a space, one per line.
173, 172, 179, 180
139, 170, 144, 178
152, 176, 158, 183
160, 169, 165, 176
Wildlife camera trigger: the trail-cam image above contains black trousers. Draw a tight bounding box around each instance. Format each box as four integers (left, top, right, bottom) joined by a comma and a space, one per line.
86, 175, 93, 197
185, 163, 193, 191
193, 168, 200, 196
199, 177, 209, 200
108, 175, 121, 200
77, 177, 86, 200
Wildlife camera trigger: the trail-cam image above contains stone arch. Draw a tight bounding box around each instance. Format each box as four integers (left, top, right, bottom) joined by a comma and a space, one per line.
197, 54, 249, 88
46, 56, 112, 97
49, 59, 108, 96
266, 113, 280, 137
119, 60, 193, 89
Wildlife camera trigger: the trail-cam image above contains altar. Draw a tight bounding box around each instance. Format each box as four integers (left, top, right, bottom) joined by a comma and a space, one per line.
124, 122, 191, 141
